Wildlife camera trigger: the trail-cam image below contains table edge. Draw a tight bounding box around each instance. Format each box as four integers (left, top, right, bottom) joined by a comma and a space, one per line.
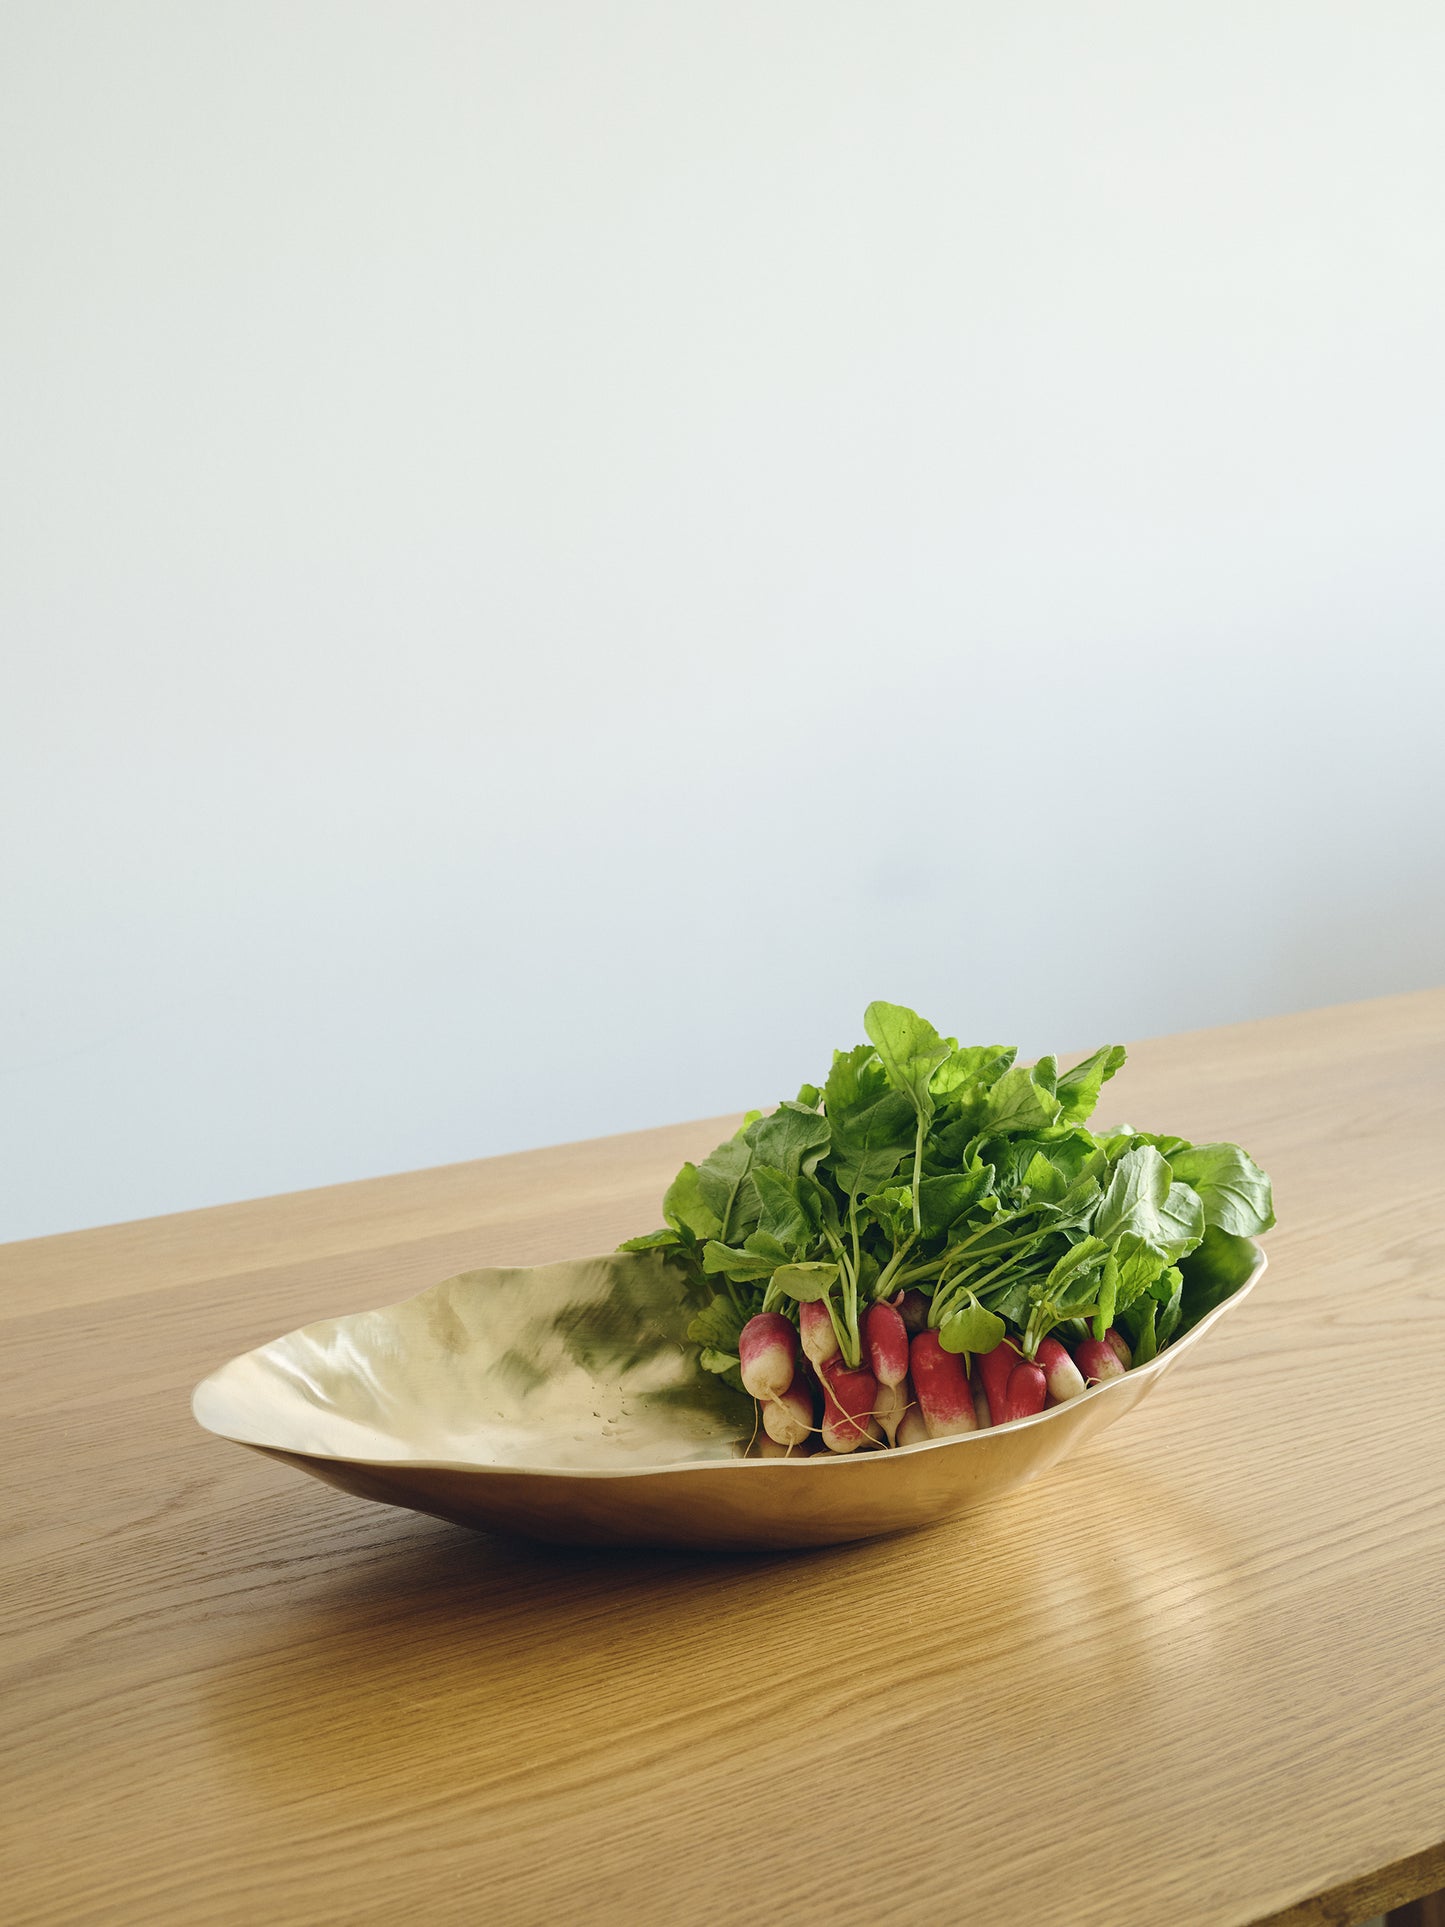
1252, 1841, 1445, 1927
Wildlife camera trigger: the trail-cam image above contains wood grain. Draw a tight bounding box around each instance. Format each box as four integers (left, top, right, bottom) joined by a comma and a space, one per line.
3, 989, 1444, 1927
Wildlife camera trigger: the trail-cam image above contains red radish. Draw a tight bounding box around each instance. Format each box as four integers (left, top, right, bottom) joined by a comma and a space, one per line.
738, 1313, 798, 1401
976, 1336, 1023, 1429
754, 1430, 812, 1458
896, 1404, 930, 1447
821, 1356, 880, 1452
997, 1360, 1047, 1425
872, 1376, 910, 1446
1105, 1326, 1133, 1368
762, 1373, 813, 1447
909, 1330, 978, 1438
1035, 1334, 1086, 1404
1076, 1336, 1127, 1384
799, 1299, 842, 1371
892, 1288, 931, 1336
863, 1301, 909, 1387
971, 1372, 992, 1429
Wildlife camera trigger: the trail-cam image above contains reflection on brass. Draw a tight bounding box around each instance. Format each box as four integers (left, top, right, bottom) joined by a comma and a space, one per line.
193, 1245, 1266, 1551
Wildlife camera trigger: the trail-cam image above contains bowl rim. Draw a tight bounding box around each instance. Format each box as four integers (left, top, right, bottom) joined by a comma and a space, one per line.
193, 1247, 1266, 1481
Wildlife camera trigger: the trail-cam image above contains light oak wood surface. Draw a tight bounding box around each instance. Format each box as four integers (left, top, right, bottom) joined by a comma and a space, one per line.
4, 990, 1444, 1927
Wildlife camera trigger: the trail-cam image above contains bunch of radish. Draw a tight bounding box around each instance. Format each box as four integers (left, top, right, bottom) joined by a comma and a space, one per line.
741, 1296, 1133, 1456
629, 1003, 1274, 1421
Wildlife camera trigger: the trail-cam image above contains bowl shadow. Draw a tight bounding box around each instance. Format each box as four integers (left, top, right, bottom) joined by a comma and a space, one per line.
192, 1441, 1245, 1817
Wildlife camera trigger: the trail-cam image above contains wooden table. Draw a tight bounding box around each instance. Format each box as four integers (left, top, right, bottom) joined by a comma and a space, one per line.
5, 991, 1444, 1927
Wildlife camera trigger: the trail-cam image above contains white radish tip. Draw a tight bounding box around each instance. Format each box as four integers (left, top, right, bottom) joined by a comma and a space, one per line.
895, 1406, 930, 1447
761, 1381, 813, 1447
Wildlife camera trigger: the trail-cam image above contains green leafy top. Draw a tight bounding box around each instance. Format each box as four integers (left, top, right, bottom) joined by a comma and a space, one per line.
621, 1004, 1272, 1378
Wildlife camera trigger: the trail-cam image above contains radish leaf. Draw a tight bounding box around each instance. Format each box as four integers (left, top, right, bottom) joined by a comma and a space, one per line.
939, 1300, 1005, 1354
864, 1002, 953, 1124
983, 1064, 1064, 1134
663, 1163, 722, 1242
1167, 1143, 1275, 1236
772, 1261, 840, 1303
1055, 1044, 1127, 1123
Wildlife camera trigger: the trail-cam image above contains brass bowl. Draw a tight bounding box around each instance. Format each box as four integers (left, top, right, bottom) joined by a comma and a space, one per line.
192, 1245, 1265, 1551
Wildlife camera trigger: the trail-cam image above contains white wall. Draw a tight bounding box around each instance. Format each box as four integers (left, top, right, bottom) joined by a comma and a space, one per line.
4, 1, 1443, 1243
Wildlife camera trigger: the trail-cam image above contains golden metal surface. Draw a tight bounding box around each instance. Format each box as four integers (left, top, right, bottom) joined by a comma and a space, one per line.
192, 1245, 1266, 1550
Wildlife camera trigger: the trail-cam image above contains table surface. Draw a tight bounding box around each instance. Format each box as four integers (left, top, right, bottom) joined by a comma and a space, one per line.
4, 990, 1445, 1927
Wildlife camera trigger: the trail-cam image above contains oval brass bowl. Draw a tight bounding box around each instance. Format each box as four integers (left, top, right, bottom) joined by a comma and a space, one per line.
193, 1245, 1265, 1551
